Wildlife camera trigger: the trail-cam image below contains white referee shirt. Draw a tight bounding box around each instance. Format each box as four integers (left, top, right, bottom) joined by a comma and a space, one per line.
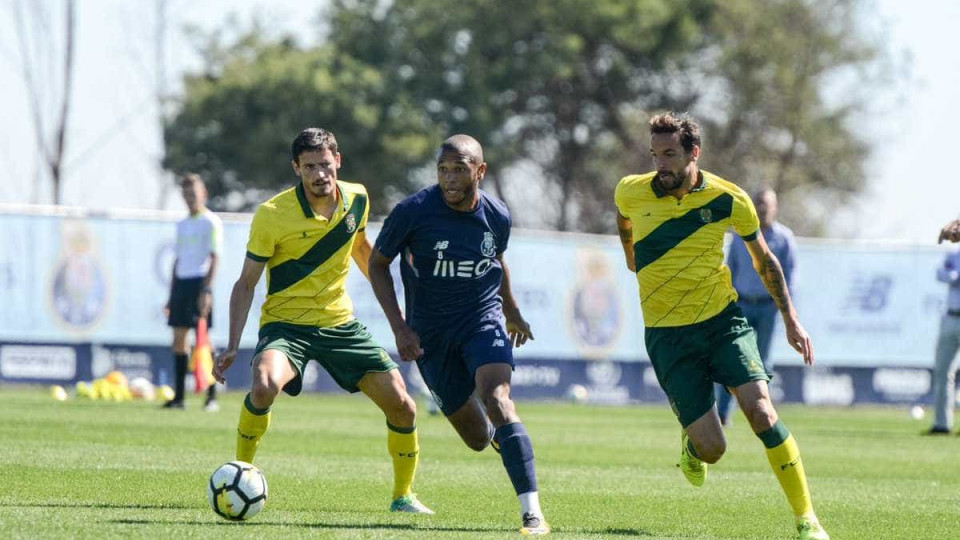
175, 209, 223, 279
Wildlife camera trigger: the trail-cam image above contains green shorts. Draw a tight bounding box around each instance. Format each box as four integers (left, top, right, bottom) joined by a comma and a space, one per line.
644, 303, 769, 427
254, 319, 397, 396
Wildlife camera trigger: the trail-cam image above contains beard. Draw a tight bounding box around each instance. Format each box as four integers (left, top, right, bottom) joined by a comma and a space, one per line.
656, 171, 685, 191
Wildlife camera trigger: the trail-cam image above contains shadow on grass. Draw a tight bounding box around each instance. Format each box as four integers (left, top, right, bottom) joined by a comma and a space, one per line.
9, 502, 195, 510
111, 518, 505, 533
109, 519, 654, 536
14, 503, 663, 536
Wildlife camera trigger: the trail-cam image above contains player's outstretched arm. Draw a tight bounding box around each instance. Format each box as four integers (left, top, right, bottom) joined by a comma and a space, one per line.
368, 249, 423, 361
616, 212, 636, 272
213, 257, 265, 383
939, 218, 960, 244
744, 233, 815, 365
497, 254, 534, 347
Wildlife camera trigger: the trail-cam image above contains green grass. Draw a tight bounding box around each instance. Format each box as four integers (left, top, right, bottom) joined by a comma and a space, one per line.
0, 387, 955, 539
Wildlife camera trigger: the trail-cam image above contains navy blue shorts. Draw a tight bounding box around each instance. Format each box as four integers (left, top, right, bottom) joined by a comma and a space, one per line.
415, 319, 514, 416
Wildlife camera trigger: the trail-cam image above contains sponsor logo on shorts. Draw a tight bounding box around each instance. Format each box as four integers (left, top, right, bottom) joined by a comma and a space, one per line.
668, 398, 680, 419
430, 390, 444, 410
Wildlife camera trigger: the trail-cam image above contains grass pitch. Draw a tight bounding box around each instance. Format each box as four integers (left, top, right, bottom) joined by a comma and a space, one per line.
1, 387, 955, 539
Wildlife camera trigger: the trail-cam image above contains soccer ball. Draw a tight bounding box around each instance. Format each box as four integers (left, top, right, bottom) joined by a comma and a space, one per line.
565, 384, 589, 404
909, 405, 925, 420
207, 461, 268, 521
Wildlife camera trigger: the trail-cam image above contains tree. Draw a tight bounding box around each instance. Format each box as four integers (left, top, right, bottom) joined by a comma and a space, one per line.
163, 27, 440, 213
164, 0, 888, 234
698, 0, 883, 236
12, 0, 76, 205
328, 0, 716, 231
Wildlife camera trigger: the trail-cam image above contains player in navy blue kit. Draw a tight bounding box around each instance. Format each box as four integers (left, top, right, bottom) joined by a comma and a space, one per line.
369, 134, 549, 536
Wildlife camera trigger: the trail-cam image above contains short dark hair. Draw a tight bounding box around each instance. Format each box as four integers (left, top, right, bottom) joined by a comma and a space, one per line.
291, 128, 338, 163
752, 186, 776, 201
179, 173, 204, 189
649, 112, 701, 153
438, 134, 484, 164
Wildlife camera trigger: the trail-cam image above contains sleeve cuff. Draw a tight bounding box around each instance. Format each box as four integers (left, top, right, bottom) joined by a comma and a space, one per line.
246, 251, 270, 262
740, 230, 759, 242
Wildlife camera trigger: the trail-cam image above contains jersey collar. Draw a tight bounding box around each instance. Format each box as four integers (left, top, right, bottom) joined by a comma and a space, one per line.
295, 182, 347, 218
650, 171, 708, 198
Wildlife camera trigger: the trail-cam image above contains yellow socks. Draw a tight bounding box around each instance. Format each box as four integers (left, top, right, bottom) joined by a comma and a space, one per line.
236, 393, 271, 463
759, 420, 814, 518
387, 422, 419, 499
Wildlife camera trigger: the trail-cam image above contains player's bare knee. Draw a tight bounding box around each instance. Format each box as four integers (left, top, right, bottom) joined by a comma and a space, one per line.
480, 392, 516, 423
698, 439, 726, 463
389, 393, 417, 425
742, 401, 777, 432
462, 431, 491, 452
250, 373, 280, 405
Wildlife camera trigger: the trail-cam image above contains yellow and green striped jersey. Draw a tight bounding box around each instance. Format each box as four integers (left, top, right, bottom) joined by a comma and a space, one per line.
614, 170, 759, 328
246, 181, 369, 328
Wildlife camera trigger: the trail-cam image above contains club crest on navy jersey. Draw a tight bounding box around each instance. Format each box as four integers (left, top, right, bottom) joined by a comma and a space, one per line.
481, 232, 497, 257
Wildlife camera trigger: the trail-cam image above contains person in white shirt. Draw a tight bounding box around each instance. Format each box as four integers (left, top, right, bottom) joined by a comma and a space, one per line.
928, 247, 960, 434
164, 173, 222, 411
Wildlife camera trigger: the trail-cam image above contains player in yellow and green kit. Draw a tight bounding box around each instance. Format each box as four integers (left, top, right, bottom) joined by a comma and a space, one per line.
614, 112, 828, 540
213, 128, 432, 514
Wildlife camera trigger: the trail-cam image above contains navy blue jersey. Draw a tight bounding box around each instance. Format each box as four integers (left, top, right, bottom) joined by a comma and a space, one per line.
375, 184, 511, 334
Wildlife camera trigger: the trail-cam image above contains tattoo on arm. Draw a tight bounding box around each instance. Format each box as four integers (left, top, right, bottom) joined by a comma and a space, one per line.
618, 226, 632, 244
757, 252, 792, 314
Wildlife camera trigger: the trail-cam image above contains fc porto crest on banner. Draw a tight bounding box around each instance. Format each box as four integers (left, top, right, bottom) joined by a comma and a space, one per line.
344, 213, 357, 233
568, 249, 622, 358
50, 219, 108, 330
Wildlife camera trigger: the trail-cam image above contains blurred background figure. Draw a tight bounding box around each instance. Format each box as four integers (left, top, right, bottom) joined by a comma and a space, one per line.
164, 173, 222, 411
717, 188, 797, 426
927, 245, 960, 434
938, 219, 960, 244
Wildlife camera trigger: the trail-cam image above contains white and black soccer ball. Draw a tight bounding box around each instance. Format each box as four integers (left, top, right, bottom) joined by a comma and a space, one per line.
207, 461, 268, 521
565, 384, 589, 404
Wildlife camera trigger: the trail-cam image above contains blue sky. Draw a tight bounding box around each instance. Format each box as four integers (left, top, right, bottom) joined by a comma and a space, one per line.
0, 0, 956, 242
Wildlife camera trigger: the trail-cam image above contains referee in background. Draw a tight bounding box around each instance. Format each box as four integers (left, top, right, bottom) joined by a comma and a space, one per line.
164, 173, 222, 411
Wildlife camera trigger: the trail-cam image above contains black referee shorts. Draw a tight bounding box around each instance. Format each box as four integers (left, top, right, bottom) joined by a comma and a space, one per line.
167, 276, 213, 329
